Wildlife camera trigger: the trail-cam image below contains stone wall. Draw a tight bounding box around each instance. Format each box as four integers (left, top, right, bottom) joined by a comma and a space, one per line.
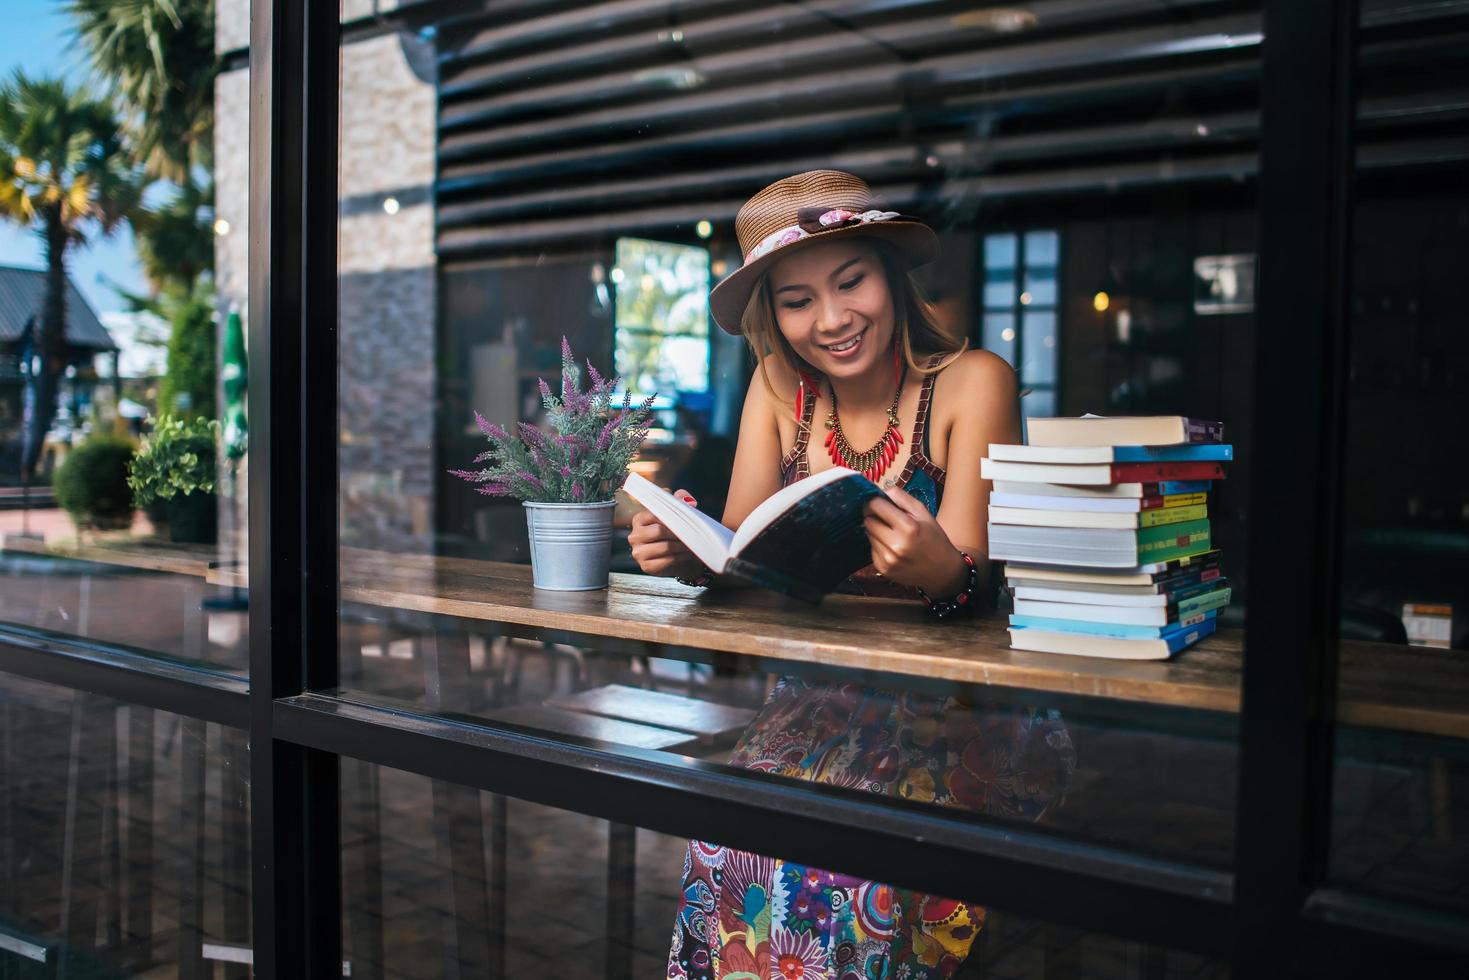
214, 4, 439, 552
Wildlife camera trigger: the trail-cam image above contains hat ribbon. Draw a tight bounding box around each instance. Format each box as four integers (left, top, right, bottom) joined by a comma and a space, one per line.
742, 208, 900, 265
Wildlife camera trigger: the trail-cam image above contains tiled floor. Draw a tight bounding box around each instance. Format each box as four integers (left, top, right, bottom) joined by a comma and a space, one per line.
2, 559, 1466, 978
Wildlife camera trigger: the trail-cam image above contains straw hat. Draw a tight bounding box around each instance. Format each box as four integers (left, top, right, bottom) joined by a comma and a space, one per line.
709, 170, 939, 334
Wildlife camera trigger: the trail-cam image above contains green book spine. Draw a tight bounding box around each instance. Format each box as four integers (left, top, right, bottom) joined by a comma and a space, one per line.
1178, 586, 1233, 617
1137, 519, 1212, 562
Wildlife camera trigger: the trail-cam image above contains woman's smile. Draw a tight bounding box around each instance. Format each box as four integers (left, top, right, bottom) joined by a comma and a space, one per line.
820, 327, 867, 357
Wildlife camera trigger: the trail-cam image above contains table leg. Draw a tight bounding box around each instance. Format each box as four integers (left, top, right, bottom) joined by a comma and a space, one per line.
220, 727, 250, 980
425, 630, 493, 978
605, 822, 635, 980
344, 759, 385, 980
124, 707, 154, 962
175, 718, 207, 980
59, 694, 111, 976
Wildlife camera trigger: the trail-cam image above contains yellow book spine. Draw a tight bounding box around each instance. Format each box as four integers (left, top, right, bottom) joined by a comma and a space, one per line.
1138, 504, 1208, 527
1155, 492, 1208, 509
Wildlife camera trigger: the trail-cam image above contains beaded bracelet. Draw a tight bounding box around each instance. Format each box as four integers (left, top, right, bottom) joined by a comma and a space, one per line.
677, 571, 714, 588
916, 551, 978, 620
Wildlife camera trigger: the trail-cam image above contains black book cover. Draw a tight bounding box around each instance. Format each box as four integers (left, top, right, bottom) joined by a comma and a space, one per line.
725, 475, 883, 603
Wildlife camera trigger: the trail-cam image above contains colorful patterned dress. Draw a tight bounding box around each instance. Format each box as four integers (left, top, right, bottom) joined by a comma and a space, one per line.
668, 368, 1077, 980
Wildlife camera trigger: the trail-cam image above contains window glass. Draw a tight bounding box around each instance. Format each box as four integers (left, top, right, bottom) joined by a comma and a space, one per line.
1, 0, 250, 673
341, 760, 1229, 979
1328, 0, 1469, 915
0, 672, 250, 975
336, 0, 1266, 883
613, 237, 711, 397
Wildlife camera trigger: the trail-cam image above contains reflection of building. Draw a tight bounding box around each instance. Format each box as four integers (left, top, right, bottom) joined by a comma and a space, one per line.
0, 265, 118, 476
216, 0, 439, 551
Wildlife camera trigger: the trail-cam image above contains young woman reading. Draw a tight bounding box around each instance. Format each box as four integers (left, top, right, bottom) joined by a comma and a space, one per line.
631, 171, 1073, 980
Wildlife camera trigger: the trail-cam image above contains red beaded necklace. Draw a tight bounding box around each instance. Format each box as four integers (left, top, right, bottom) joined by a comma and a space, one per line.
799, 346, 906, 483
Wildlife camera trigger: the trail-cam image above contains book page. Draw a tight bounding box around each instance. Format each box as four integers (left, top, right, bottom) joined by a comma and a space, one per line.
729, 466, 860, 556
622, 473, 734, 571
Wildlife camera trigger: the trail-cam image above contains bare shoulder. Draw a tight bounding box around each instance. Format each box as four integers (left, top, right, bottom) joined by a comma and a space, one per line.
741, 353, 798, 422
934, 348, 1018, 398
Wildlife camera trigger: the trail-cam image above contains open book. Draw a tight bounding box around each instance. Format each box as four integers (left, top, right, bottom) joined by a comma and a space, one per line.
622, 468, 882, 603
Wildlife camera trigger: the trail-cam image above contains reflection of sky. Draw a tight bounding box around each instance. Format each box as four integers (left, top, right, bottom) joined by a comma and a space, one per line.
0, 0, 149, 315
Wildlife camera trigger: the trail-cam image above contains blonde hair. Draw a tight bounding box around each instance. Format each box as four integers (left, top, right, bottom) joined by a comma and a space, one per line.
739, 239, 967, 404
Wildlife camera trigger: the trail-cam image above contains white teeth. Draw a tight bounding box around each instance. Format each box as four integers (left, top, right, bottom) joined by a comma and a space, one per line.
826, 330, 864, 352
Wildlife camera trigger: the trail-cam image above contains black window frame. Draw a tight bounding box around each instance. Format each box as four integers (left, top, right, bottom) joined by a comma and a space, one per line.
0, 0, 1466, 975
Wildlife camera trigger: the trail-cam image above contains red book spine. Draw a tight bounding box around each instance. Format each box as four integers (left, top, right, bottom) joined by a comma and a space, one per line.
1110, 461, 1226, 482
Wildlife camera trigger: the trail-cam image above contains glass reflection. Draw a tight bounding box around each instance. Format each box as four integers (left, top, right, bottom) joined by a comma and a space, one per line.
0, 672, 250, 976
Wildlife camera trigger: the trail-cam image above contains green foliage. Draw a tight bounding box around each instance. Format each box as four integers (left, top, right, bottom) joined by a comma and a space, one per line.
449, 337, 654, 503
131, 178, 212, 295
65, 0, 219, 181
0, 70, 143, 478
0, 71, 142, 243
128, 415, 218, 506
157, 286, 216, 420
53, 435, 136, 529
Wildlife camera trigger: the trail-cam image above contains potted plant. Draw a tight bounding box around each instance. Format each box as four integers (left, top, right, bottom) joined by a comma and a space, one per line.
449, 337, 653, 591
127, 415, 219, 544
52, 435, 136, 532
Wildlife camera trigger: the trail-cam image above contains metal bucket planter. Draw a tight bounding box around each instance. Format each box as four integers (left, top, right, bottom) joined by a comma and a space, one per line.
523, 500, 616, 591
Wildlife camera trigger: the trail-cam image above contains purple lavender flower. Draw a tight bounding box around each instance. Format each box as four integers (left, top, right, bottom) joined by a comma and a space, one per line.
473, 411, 509, 441
452, 337, 654, 504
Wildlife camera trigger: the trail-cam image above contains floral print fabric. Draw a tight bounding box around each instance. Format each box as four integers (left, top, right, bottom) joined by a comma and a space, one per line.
668, 678, 1076, 980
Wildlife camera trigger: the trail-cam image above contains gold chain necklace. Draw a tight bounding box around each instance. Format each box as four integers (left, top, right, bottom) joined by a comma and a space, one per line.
823, 362, 906, 482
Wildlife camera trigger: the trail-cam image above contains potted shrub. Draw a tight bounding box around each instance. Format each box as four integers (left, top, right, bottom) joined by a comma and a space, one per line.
127, 415, 219, 544
52, 435, 136, 531
449, 337, 653, 591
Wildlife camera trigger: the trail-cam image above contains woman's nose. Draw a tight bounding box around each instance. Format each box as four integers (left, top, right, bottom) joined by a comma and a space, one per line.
815, 292, 852, 333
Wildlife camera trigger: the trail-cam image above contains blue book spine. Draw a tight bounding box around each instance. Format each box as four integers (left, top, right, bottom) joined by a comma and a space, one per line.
1113, 445, 1233, 462
1010, 618, 1218, 653
1159, 480, 1212, 494
1009, 610, 1218, 638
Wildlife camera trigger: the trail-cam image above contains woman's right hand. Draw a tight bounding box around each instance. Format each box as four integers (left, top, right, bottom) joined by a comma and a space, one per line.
628, 489, 708, 579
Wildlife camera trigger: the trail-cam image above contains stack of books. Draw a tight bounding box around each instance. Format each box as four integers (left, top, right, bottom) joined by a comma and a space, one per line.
982, 415, 1232, 660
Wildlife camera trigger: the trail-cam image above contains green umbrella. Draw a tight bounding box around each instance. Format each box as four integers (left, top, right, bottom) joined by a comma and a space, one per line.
221, 310, 248, 460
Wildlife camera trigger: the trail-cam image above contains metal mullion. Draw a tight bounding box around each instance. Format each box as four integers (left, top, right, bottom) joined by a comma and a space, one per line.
1296, 890, 1469, 975
1233, 0, 1357, 973
248, 1, 342, 977
0, 629, 249, 728
274, 690, 1235, 957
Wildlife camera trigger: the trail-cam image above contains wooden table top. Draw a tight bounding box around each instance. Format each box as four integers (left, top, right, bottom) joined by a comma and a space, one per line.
325, 552, 1466, 738
2, 533, 218, 578
21, 542, 1469, 738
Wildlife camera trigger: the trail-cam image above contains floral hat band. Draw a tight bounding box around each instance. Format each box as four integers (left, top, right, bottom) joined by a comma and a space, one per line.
709, 170, 940, 334
743, 208, 903, 264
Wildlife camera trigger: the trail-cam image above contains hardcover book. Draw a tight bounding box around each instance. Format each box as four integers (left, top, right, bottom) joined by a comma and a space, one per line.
622, 468, 882, 604
987, 519, 1213, 568
991, 480, 1211, 499
1024, 415, 1225, 448
1007, 618, 1217, 660
988, 443, 1233, 464
989, 503, 1208, 530
981, 458, 1227, 486
989, 491, 1208, 513
1003, 551, 1222, 588
1009, 609, 1217, 638
1012, 586, 1232, 626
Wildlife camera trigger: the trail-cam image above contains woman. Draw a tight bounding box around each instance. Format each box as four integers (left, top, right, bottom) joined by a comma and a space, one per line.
631, 171, 1074, 980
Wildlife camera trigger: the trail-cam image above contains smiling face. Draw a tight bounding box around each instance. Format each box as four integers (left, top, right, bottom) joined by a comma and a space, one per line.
767, 239, 896, 380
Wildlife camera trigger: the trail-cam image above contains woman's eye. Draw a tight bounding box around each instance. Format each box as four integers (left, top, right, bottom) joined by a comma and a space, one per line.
839, 273, 866, 290
782, 298, 812, 311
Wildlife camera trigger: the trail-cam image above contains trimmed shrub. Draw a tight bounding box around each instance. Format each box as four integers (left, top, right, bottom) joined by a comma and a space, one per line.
52, 436, 136, 530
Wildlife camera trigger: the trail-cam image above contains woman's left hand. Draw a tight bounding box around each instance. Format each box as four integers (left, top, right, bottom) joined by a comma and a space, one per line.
863, 488, 969, 596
